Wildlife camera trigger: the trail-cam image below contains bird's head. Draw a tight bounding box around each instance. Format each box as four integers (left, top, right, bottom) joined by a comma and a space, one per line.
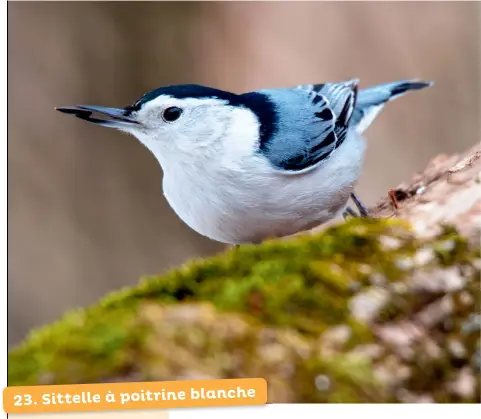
56, 85, 272, 162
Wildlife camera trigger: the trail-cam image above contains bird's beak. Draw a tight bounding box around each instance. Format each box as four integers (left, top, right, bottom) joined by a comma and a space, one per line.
55, 105, 140, 129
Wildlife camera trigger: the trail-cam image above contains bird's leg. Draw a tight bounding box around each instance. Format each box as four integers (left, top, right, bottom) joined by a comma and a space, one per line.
342, 206, 359, 220
351, 192, 369, 217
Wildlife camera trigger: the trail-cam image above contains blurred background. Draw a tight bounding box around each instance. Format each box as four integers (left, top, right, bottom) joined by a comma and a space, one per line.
8, 1, 480, 346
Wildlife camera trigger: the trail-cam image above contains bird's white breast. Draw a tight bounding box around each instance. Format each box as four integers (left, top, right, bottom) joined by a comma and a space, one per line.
160, 127, 366, 244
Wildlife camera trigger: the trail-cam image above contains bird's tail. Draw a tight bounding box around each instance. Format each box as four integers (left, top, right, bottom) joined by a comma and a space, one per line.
350, 80, 434, 134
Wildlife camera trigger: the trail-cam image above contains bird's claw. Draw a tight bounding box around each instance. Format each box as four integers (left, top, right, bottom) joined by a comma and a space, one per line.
350, 192, 370, 217
342, 206, 359, 219
343, 193, 370, 219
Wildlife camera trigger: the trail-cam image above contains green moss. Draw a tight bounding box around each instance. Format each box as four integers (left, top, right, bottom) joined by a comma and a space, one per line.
9, 306, 150, 385
8, 217, 480, 402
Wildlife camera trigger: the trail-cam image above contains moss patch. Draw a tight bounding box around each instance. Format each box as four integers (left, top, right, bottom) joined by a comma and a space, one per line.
8, 218, 480, 402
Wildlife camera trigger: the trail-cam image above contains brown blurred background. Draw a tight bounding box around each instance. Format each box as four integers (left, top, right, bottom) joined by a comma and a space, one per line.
8, 1, 480, 346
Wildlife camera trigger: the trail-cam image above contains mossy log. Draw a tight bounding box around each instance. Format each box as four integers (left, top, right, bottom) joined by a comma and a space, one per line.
8, 145, 481, 403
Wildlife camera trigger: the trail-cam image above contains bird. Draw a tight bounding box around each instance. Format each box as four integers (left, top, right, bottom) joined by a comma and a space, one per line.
56, 78, 433, 245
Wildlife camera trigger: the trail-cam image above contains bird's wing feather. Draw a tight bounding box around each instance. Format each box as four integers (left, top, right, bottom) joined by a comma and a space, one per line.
257, 80, 358, 172
350, 80, 433, 134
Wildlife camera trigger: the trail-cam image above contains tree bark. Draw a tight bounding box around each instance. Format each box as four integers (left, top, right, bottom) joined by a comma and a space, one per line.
8, 143, 481, 403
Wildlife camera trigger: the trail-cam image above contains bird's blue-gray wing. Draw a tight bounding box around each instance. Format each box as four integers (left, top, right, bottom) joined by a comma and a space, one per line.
253, 80, 357, 172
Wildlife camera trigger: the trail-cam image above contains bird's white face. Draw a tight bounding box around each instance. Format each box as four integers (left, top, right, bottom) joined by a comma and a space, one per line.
126, 96, 233, 150
56, 93, 262, 169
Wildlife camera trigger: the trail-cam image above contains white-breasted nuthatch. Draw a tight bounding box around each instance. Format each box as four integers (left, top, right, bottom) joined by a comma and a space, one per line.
57, 79, 433, 245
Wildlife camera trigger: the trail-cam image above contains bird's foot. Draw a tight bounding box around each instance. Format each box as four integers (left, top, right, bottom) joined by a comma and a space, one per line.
350, 192, 370, 217
342, 206, 359, 219
342, 193, 370, 219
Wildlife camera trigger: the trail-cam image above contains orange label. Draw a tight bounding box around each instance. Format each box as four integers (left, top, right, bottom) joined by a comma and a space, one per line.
3, 378, 268, 414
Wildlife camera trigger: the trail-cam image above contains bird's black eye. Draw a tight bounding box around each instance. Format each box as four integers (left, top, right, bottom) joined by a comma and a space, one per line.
162, 106, 183, 122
